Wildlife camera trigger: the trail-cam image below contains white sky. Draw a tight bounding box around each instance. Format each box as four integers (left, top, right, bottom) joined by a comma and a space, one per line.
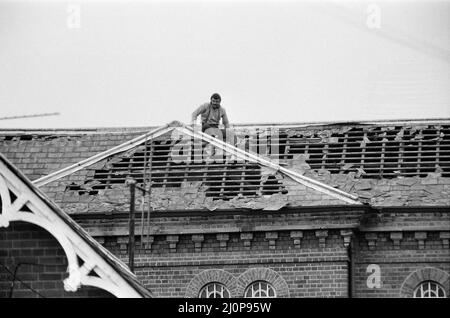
0, 0, 449, 128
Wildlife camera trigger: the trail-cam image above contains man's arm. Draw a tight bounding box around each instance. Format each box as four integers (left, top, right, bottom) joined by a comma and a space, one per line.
221, 108, 230, 128
191, 103, 208, 125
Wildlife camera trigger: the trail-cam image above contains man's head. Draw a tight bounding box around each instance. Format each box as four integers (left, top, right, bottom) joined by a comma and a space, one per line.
210, 93, 221, 107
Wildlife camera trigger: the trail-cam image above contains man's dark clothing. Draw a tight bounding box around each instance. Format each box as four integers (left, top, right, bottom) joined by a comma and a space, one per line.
192, 103, 230, 132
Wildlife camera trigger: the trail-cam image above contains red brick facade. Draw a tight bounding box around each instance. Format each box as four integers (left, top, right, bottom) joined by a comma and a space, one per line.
3, 217, 448, 297
68, 207, 449, 298
353, 230, 450, 297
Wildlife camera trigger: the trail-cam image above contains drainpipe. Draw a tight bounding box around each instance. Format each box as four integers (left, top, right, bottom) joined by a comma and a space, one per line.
342, 229, 353, 298
127, 179, 136, 273
348, 241, 353, 298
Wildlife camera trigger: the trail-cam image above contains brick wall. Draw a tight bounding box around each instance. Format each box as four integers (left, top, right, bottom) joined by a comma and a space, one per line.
2, 213, 448, 298
75, 209, 449, 298
98, 229, 351, 298
352, 231, 450, 298
0, 222, 113, 298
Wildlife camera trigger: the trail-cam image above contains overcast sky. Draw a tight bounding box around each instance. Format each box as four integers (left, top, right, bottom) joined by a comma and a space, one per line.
0, 0, 449, 129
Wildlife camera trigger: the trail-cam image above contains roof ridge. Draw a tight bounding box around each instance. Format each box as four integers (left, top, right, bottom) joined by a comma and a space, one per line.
232, 117, 450, 127
1, 117, 448, 133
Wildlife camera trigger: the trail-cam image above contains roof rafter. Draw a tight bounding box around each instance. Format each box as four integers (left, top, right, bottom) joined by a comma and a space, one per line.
178, 126, 362, 205
33, 124, 175, 187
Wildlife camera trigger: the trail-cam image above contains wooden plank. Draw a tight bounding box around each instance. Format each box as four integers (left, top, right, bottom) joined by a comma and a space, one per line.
380, 139, 385, 178
33, 125, 174, 187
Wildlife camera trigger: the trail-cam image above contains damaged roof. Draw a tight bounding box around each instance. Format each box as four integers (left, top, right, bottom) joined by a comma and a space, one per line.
1, 119, 449, 212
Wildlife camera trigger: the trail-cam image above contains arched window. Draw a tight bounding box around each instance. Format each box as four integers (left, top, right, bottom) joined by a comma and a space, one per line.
413, 281, 446, 298
244, 281, 276, 298
199, 282, 230, 298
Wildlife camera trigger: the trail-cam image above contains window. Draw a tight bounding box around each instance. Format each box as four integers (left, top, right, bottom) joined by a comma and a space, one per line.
413, 281, 446, 298
199, 283, 230, 298
244, 281, 276, 298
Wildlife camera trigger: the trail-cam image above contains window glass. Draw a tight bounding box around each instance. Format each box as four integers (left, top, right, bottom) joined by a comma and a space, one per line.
244, 281, 276, 298
199, 283, 230, 298
413, 281, 446, 298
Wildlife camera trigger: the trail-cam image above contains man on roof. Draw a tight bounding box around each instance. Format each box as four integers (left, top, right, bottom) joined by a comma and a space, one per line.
191, 93, 230, 133
191, 93, 235, 160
